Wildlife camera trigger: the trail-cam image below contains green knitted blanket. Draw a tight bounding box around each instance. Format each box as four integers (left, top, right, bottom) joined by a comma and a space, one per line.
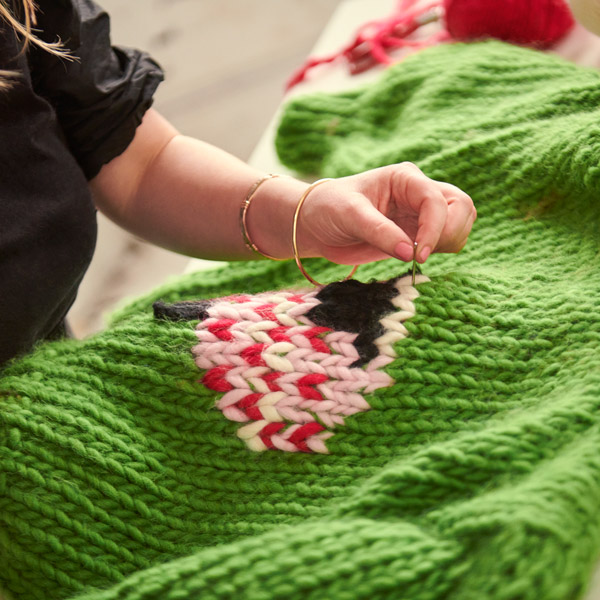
2, 40, 600, 600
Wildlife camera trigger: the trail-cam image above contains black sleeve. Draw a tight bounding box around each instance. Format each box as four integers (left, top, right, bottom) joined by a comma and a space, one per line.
29, 0, 165, 179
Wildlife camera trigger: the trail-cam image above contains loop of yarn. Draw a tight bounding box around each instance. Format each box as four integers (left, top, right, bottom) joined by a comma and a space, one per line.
286, 0, 575, 90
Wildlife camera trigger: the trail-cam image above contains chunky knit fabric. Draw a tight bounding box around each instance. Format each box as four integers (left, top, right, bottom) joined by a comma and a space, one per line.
3, 40, 600, 600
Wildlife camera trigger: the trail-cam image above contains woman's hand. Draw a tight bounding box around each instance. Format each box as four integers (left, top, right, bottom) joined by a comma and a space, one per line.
297, 162, 476, 265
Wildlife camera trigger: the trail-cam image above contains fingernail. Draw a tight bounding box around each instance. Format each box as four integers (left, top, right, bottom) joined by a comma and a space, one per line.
395, 242, 414, 261
419, 246, 431, 263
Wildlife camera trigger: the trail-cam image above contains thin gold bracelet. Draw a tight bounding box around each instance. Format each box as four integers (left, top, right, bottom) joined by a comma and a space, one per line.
240, 174, 286, 261
292, 178, 359, 287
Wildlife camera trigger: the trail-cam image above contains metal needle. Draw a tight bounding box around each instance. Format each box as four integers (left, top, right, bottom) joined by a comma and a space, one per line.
411, 241, 418, 286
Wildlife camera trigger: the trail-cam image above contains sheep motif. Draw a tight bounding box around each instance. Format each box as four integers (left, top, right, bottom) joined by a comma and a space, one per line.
154, 272, 428, 454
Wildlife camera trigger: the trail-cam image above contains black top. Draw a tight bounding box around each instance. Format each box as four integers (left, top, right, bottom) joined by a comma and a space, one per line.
0, 0, 164, 365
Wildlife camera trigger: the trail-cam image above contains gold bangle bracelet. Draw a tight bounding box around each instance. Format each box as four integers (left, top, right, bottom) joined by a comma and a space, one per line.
240, 174, 286, 261
292, 178, 359, 287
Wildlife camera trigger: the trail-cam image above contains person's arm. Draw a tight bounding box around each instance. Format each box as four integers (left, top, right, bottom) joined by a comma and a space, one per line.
90, 108, 476, 265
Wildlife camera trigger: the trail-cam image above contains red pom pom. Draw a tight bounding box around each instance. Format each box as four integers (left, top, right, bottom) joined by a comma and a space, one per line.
444, 0, 575, 47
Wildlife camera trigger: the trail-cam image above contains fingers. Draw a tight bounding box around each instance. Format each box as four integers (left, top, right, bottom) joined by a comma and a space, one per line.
414, 187, 449, 263
434, 188, 477, 254
302, 163, 476, 267
345, 199, 415, 261
389, 163, 476, 262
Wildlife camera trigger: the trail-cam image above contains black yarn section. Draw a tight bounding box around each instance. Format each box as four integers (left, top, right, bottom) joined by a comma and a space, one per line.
306, 273, 410, 367
153, 301, 211, 322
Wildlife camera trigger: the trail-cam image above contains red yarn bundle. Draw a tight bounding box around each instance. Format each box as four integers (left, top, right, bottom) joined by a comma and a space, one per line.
286, 0, 575, 89
445, 0, 575, 46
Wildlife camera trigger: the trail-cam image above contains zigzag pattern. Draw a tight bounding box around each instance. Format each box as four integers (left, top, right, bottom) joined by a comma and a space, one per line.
194, 274, 429, 453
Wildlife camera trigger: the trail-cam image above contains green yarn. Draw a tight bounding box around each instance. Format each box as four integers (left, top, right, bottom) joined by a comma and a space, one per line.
2, 40, 600, 600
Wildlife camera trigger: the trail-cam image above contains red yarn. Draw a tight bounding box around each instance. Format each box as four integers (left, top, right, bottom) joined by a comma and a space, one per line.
445, 0, 575, 45
286, 0, 575, 90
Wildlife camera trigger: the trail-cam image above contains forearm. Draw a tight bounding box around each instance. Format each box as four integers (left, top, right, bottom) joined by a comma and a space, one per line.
91, 110, 311, 261
133, 136, 312, 260
91, 110, 475, 268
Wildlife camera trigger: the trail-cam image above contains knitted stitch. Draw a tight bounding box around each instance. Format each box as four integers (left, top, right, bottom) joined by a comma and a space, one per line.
2, 40, 600, 600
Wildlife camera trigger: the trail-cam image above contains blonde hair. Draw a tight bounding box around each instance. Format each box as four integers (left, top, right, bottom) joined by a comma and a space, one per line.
0, 0, 72, 90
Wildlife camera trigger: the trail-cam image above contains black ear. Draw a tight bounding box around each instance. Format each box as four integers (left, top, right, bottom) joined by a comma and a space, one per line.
153, 300, 211, 322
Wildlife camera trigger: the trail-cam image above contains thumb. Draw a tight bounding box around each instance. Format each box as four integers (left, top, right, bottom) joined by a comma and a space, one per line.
347, 201, 415, 261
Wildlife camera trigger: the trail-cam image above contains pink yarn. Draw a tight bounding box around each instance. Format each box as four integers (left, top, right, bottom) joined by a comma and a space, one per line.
286, 0, 575, 90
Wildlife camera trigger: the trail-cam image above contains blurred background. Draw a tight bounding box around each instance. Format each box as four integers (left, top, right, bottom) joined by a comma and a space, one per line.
68, 0, 339, 337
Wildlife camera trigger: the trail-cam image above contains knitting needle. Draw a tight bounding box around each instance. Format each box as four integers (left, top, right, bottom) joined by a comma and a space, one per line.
411, 241, 418, 286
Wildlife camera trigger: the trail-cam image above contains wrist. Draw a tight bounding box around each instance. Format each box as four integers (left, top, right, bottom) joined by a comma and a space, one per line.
245, 176, 320, 259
